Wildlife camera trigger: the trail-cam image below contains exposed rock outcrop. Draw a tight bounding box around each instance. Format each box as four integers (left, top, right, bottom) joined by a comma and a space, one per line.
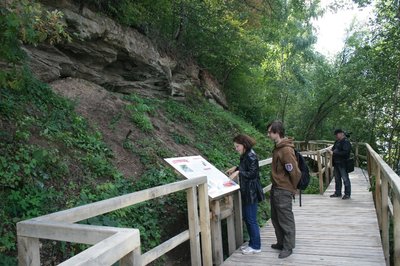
21, 0, 228, 108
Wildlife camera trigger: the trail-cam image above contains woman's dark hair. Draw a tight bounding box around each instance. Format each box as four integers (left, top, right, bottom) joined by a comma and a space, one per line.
266, 120, 285, 138
233, 134, 256, 151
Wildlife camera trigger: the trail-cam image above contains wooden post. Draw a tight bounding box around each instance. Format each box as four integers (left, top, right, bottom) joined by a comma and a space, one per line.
120, 247, 141, 266
367, 152, 372, 176
210, 200, 223, 265
187, 187, 201, 266
355, 142, 359, 167
324, 152, 329, 186
375, 164, 382, 228
198, 182, 212, 266
393, 196, 400, 266
329, 151, 333, 180
233, 190, 243, 247
381, 178, 390, 265
317, 151, 323, 194
18, 236, 40, 266
226, 196, 236, 255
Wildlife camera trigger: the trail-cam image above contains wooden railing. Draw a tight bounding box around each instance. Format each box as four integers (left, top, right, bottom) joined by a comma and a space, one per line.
295, 140, 400, 265
17, 141, 399, 266
366, 143, 400, 265
210, 143, 335, 265
17, 176, 212, 266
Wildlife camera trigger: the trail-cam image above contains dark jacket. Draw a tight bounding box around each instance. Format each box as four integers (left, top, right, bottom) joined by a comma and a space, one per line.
332, 138, 351, 165
238, 149, 265, 205
271, 138, 302, 194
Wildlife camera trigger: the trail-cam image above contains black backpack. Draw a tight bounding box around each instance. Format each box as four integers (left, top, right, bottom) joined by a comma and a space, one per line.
294, 149, 310, 190
293, 149, 310, 206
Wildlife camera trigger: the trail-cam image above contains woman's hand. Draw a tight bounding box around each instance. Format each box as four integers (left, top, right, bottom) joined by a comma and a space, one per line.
229, 170, 239, 180
226, 166, 237, 175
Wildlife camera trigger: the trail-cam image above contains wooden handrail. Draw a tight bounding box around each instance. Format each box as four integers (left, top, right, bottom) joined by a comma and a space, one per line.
17, 140, 399, 266
260, 143, 333, 194
365, 143, 400, 265
293, 140, 400, 265
17, 176, 212, 266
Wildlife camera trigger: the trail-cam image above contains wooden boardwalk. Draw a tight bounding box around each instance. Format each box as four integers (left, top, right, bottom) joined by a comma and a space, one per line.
222, 168, 386, 266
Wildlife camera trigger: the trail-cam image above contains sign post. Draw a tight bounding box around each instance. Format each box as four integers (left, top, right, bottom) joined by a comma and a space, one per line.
165, 155, 241, 265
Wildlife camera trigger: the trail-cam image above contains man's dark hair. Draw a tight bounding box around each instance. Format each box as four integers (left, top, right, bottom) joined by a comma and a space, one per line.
267, 120, 285, 138
233, 134, 256, 151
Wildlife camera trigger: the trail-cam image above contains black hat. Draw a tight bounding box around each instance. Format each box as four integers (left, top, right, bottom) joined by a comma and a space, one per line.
334, 128, 344, 135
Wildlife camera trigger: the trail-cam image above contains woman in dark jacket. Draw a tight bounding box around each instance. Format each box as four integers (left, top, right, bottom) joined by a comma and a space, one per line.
226, 134, 265, 255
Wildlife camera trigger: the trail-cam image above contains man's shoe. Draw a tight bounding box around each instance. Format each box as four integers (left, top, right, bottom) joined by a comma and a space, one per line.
342, 195, 351, 200
271, 243, 283, 250
330, 193, 342, 198
278, 249, 292, 259
242, 246, 261, 255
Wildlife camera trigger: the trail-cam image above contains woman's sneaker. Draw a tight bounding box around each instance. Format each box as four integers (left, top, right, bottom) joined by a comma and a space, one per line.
240, 243, 248, 251
242, 246, 261, 255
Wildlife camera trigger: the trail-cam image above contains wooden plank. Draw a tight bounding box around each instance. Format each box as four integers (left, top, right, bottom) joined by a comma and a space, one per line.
394, 197, 400, 266
317, 151, 323, 194
262, 184, 272, 194
226, 196, 236, 255
233, 190, 243, 247
141, 231, 190, 265
17, 236, 40, 266
355, 142, 359, 167
119, 248, 141, 266
59, 231, 140, 266
381, 178, 390, 265
220, 208, 233, 220
17, 221, 116, 245
186, 187, 201, 266
211, 200, 223, 265
366, 144, 400, 201
375, 164, 382, 228
198, 182, 212, 266
32, 176, 207, 223
259, 158, 272, 166
222, 168, 386, 266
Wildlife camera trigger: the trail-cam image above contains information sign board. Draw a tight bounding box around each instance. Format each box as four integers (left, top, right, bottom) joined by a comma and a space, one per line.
164, 155, 240, 199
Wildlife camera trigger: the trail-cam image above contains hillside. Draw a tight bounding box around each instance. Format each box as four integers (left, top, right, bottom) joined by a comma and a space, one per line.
0, 69, 273, 264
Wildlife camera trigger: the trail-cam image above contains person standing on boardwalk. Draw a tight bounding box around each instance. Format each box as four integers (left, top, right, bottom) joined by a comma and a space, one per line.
267, 121, 301, 259
329, 129, 352, 199
226, 134, 265, 255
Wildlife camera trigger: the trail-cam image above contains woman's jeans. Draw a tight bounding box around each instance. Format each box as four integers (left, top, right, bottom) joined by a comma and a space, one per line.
242, 203, 261, 249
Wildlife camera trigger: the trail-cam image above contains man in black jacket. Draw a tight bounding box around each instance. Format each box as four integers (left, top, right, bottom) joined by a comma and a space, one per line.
329, 129, 352, 199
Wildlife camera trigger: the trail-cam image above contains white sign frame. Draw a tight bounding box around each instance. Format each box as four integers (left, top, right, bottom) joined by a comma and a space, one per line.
164, 155, 240, 199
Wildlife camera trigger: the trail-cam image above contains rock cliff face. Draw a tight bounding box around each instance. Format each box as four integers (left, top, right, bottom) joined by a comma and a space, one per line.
23, 0, 228, 108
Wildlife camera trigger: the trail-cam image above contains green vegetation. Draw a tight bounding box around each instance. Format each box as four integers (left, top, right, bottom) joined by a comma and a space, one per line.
0, 74, 274, 263
0, 0, 71, 64
124, 94, 155, 132
77, 0, 399, 170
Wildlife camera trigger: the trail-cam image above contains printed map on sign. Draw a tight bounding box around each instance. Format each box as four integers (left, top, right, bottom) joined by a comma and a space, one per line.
164, 155, 240, 199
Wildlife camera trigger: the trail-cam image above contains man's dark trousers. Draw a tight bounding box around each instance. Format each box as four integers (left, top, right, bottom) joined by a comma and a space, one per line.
334, 163, 351, 196
270, 187, 295, 250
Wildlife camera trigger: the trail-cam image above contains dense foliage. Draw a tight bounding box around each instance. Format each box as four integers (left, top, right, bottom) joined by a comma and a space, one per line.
78, 0, 399, 170
0, 73, 275, 264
